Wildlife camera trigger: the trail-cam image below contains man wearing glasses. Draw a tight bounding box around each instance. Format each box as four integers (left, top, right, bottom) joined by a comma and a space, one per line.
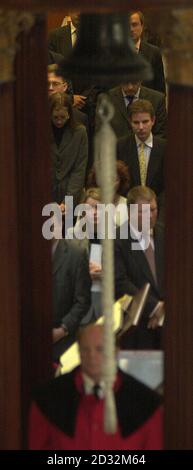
48, 64, 88, 131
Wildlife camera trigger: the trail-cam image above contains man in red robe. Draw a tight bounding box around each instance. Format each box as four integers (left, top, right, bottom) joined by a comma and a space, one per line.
29, 324, 163, 450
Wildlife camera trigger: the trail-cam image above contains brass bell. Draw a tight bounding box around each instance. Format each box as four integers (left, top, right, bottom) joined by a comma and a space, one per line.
61, 13, 152, 86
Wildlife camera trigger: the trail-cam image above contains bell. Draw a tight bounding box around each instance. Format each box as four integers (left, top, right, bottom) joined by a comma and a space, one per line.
61, 13, 152, 86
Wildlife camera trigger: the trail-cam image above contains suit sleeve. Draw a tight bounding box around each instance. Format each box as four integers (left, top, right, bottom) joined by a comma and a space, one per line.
61, 246, 91, 333
152, 49, 166, 94
64, 127, 88, 206
153, 94, 167, 139
117, 137, 128, 164
48, 29, 59, 53
115, 239, 139, 300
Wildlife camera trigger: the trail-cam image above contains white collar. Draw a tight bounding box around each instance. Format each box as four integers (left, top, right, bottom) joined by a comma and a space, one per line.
135, 133, 153, 148
82, 373, 105, 398
122, 88, 140, 100
135, 38, 141, 52
129, 224, 153, 250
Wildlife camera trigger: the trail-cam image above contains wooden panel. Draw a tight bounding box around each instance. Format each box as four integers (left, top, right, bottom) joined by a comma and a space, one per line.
14, 17, 53, 446
47, 11, 66, 32
0, 83, 21, 450
0, 15, 53, 450
0, 14, 52, 449
164, 84, 193, 449
0, 0, 192, 13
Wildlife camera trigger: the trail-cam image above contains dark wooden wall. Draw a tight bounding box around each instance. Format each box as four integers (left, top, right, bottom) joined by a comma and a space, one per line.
0, 83, 21, 449
164, 85, 193, 448
0, 0, 192, 12
0, 16, 53, 449
47, 11, 65, 32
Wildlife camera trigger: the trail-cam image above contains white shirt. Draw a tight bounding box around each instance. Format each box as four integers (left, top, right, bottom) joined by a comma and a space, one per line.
130, 224, 154, 251
70, 22, 77, 47
83, 373, 105, 399
122, 88, 140, 108
135, 38, 141, 52
61, 17, 77, 47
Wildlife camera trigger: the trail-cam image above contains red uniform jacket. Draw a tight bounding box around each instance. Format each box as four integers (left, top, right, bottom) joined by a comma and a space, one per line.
29, 367, 163, 450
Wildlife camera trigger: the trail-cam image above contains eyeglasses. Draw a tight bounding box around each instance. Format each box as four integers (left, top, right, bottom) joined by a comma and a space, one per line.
48, 81, 64, 88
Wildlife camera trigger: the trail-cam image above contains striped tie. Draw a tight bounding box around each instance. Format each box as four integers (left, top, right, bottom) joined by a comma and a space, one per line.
139, 143, 147, 186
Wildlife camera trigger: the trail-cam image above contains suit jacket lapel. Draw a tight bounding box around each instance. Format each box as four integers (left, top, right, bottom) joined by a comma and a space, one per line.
139, 87, 149, 101
115, 87, 128, 123
146, 139, 161, 186
129, 138, 141, 185
154, 228, 164, 294
128, 231, 158, 290
52, 127, 75, 178
146, 144, 156, 186
133, 245, 157, 288
60, 25, 72, 56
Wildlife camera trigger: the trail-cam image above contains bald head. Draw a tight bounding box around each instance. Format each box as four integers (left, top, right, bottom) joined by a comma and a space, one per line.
78, 325, 104, 383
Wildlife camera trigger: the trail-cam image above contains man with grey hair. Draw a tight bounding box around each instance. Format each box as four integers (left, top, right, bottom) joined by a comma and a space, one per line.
29, 324, 163, 449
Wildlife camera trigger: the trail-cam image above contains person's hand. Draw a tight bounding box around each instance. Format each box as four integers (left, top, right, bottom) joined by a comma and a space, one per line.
147, 301, 165, 329
89, 261, 102, 280
73, 94, 87, 109
52, 327, 68, 344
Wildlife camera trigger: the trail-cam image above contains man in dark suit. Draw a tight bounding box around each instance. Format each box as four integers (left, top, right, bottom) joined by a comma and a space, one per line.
48, 16, 88, 109
108, 81, 167, 139
48, 49, 64, 67
115, 186, 164, 349
129, 10, 166, 94
48, 20, 73, 57
52, 238, 91, 360
117, 99, 166, 197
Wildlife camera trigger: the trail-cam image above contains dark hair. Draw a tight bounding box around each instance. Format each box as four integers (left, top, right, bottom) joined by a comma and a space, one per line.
86, 160, 130, 196
129, 10, 145, 26
49, 92, 77, 129
128, 99, 155, 120
48, 63, 68, 82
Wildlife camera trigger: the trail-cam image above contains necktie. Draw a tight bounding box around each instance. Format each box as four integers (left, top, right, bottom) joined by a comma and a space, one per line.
126, 95, 134, 105
126, 95, 134, 115
71, 29, 77, 47
93, 383, 101, 399
144, 241, 157, 284
138, 143, 147, 186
